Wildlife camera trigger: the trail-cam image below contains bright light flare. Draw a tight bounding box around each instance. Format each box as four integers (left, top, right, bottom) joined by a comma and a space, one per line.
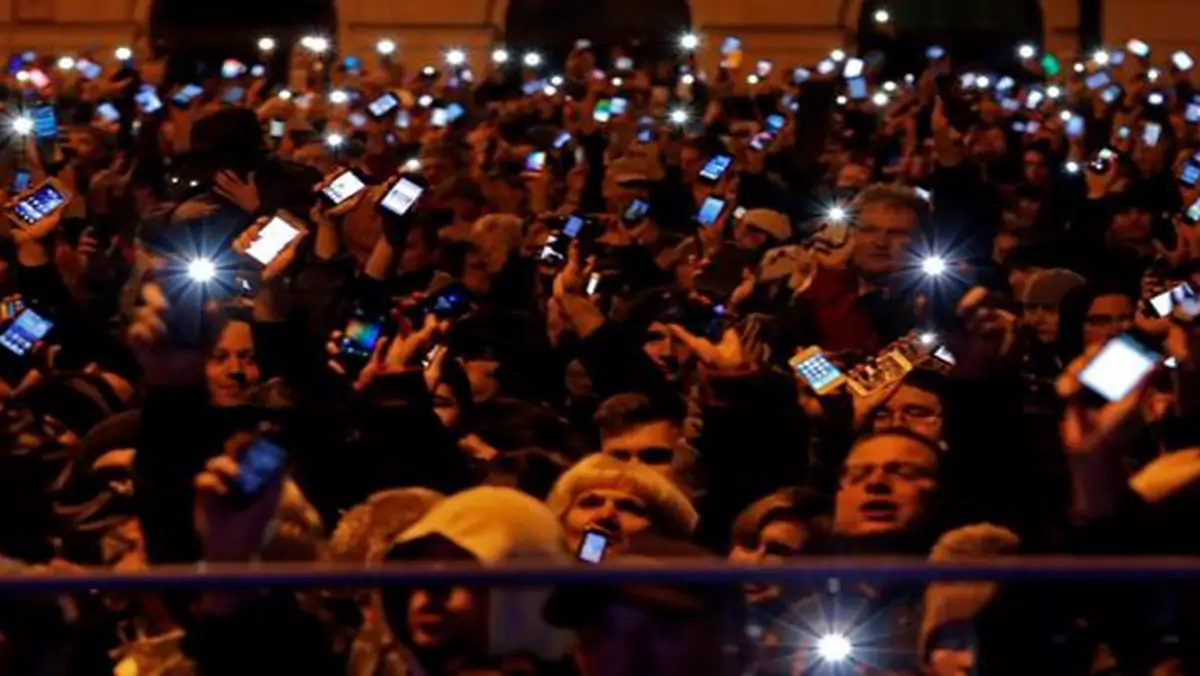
445, 49, 466, 66
326, 132, 345, 148
114, 46, 133, 61
329, 89, 349, 104
817, 634, 852, 662
873, 8, 890, 24
921, 256, 948, 276
680, 33, 700, 50
258, 37, 276, 52
57, 56, 75, 71
1093, 49, 1110, 66
668, 107, 690, 125
11, 116, 33, 135
830, 49, 847, 63
919, 332, 938, 346
492, 48, 509, 64
1018, 44, 1037, 60
523, 52, 542, 68
403, 158, 421, 172
302, 36, 329, 54
187, 259, 217, 283
376, 39, 397, 56
872, 91, 889, 106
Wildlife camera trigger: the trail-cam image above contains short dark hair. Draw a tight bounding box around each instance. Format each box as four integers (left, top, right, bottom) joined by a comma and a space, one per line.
594, 393, 685, 439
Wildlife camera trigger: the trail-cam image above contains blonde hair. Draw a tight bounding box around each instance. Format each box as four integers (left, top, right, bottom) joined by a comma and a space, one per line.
545, 454, 699, 537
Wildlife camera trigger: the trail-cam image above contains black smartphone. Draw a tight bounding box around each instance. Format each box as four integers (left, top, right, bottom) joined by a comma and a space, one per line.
231, 438, 287, 501
320, 168, 367, 207
339, 308, 387, 369
368, 92, 399, 117
419, 282, 472, 320
698, 153, 734, 184
537, 214, 589, 266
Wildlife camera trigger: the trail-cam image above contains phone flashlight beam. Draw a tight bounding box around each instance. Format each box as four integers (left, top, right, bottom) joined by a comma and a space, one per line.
187, 259, 217, 283
680, 33, 700, 51
257, 36, 276, 52
445, 49, 466, 67
11, 116, 33, 136
376, 39, 397, 56
817, 634, 852, 662
921, 256, 948, 277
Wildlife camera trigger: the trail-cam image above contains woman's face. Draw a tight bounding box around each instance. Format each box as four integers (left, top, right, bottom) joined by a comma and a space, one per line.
1083, 294, 1136, 349
563, 488, 653, 553
431, 382, 461, 429
206, 321, 260, 407
728, 517, 808, 604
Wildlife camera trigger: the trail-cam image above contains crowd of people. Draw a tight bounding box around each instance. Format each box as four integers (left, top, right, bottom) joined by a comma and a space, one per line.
0, 32, 1197, 674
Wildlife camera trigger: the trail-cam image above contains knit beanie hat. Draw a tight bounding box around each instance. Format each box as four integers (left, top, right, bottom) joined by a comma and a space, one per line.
918, 523, 1021, 664
1021, 268, 1086, 308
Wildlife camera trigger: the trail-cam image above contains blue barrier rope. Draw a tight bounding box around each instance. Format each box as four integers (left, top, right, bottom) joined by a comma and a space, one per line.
9, 557, 1200, 592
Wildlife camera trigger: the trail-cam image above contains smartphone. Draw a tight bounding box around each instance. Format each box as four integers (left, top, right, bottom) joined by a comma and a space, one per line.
1148, 282, 1195, 318
696, 196, 727, 226
221, 86, 245, 105
95, 102, 120, 123
926, 45, 946, 60
343, 56, 363, 73
765, 114, 786, 134
1117, 125, 1131, 140
817, 59, 836, 75
380, 177, 424, 217
1101, 85, 1123, 104
1127, 39, 1150, 58
445, 103, 465, 122
135, 84, 163, 114
792, 67, 811, 85
1182, 196, 1200, 225
698, 153, 733, 184
395, 108, 411, 129
790, 347, 846, 395
1173, 51, 1195, 71
1143, 122, 1163, 147
430, 108, 449, 127
846, 350, 913, 397
1085, 71, 1111, 90
244, 214, 304, 265
250, 64, 266, 78
577, 529, 608, 563
347, 112, 368, 129
422, 282, 471, 320
10, 179, 69, 228
636, 127, 654, 143
321, 169, 367, 207
232, 438, 287, 499
76, 58, 102, 80
0, 308, 52, 357
11, 169, 30, 193
538, 215, 587, 265
369, 92, 399, 117
847, 77, 868, 100
932, 345, 957, 367
721, 36, 741, 55
553, 131, 572, 149
593, 99, 612, 124
1066, 115, 1085, 139
1181, 162, 1200, 187
749, 131, 774, 151
421, 344, 445, 370
614, 57, 633, 71
575, 39, 592, 50
522, 79, 547, 96
26, 69, 49, 90
623, 198, 650, 224
269, 119, 285, 139
1187, 102, 1200, 124
1079, 334, 1160, 402
1090, 147, 1116, 174
339, 309, 386, 362
32, 106, 56, 140
609, 97, 628, 116
525, 150, 547, 173
221, 59, 246, 79
756, 59, 773, 77
843, 58, 864, 79
173, 83, 204, 107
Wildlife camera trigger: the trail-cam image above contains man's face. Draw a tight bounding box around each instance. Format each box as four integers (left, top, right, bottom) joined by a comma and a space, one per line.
206, 321, 261, 408
1083, 294, 1135, 349
406, 585, 489, 653
563, 488, 653, 553
733, 221, 770, 251
601, 420, 681, 478
1111, 207, 1153, 243
728, 518, 807, 604
1023, 150, 1049, 185
870, 384, 945, 442
64, 129, 100, 162
834, 435, 938, 537
576, 602, 730, 676
1022, 301, 1061, 345
643, 322, 690, 379
850, 202, 917, 278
